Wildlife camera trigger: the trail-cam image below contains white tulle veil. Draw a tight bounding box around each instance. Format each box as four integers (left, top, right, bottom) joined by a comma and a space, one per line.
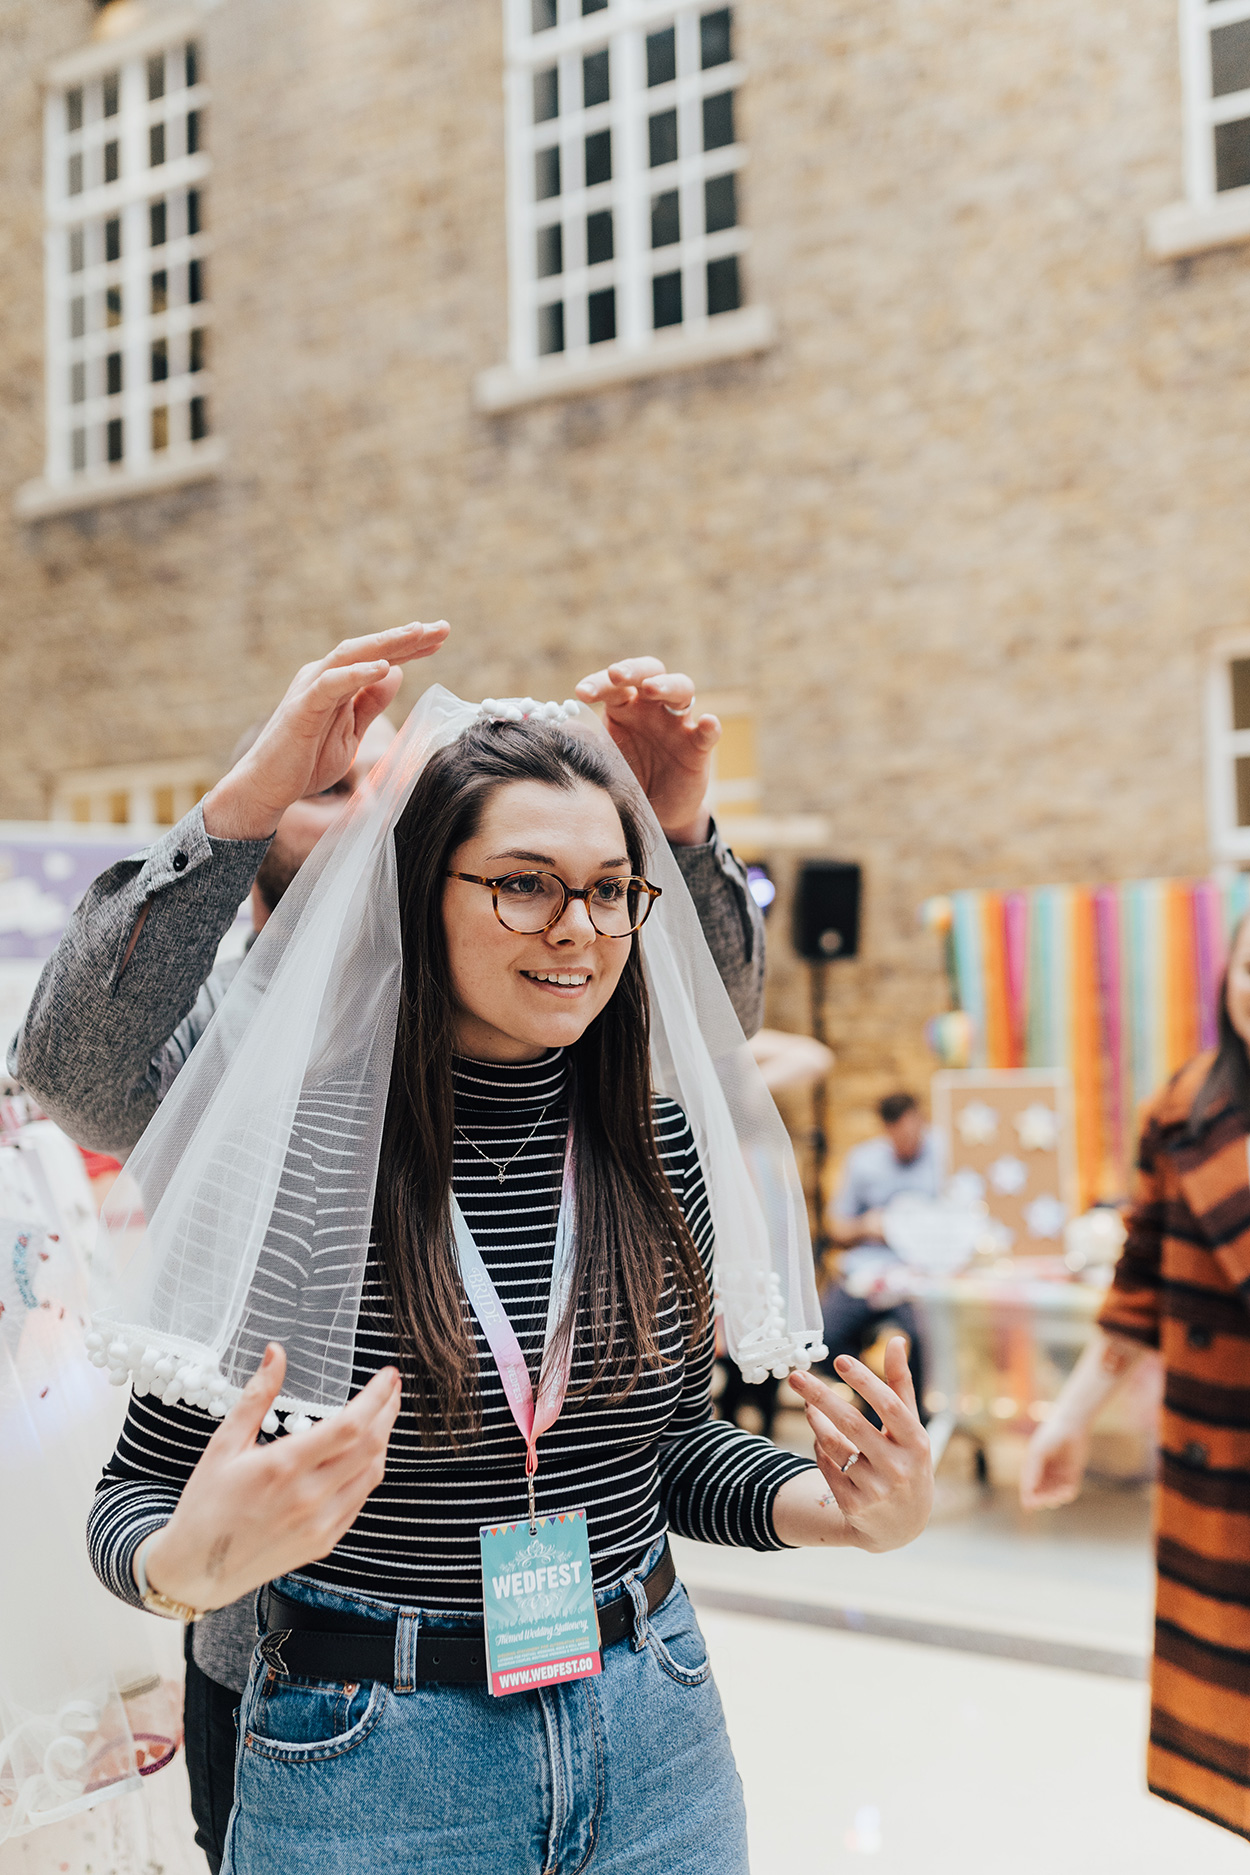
88, 682, 825, 1414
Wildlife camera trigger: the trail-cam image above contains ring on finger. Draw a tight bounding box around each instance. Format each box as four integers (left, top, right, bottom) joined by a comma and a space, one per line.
663, 703, 689, 717
840, 1450, 860, 1474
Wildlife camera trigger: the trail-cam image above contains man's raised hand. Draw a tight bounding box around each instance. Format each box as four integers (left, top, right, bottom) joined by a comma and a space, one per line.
203, 622, 449, 841
575, 656, 720, 845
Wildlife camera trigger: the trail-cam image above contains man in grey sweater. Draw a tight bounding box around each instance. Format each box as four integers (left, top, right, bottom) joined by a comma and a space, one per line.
9, 627, 766, 1873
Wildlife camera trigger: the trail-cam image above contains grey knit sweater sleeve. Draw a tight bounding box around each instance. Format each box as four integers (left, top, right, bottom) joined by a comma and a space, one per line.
7, 803, 272, 1156
669, 820, 765, 1039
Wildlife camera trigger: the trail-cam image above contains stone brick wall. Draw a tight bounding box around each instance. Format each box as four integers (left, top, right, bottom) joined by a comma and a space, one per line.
3, 0, 1250, 1165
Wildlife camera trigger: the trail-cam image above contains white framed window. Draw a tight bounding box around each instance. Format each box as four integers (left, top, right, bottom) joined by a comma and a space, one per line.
1150, 0, 1250, 256
49, 759, 215, 828
1180, 0, 1250, 200
1205, 647, 1250, 861
39, 32, 213, 497
479, 0, 768, 408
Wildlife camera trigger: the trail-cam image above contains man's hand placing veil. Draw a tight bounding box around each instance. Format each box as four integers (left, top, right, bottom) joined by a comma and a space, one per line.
575, 656, 721, 845
202, 622, 449, 842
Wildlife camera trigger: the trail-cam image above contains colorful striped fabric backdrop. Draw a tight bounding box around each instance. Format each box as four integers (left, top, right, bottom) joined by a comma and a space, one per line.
932, 878, 1250, 1209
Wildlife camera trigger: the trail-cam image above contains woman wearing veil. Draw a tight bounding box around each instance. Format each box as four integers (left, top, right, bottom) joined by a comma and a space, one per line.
84, 628, 932, 1873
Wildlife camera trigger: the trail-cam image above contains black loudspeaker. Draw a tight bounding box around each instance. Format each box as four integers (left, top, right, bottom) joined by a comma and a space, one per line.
792, 861, 862, 962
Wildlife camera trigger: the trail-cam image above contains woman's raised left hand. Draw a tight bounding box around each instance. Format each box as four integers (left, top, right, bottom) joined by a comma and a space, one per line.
772, 1338, 933, 1552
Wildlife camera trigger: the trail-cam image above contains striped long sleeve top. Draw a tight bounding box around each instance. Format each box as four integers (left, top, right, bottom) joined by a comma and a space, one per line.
88, 1049, 813, 1691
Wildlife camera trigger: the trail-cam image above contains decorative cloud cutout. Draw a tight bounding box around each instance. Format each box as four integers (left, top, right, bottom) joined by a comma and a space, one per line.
988, 1155, 1028, 1195
957, 1101, 999, 1145
1015, 1104, 1059, 1152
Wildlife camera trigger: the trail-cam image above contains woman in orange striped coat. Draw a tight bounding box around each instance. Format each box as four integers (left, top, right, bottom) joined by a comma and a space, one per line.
1022, 915, 1250, 1842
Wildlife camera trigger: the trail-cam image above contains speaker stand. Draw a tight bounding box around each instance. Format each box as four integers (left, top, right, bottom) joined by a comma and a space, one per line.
808, 960, 832, 1263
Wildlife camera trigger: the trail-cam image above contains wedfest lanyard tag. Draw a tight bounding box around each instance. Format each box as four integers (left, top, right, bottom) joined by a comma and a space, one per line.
453, 1138, 602, 1697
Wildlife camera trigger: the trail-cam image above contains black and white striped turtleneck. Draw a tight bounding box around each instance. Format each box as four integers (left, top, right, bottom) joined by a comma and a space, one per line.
88, 1050, 812, 1674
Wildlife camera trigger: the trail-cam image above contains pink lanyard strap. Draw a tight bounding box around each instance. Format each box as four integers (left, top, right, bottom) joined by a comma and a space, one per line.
452, 1137, 577, 1524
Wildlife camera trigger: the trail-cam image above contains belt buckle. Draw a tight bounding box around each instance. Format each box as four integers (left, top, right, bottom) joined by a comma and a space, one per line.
258, 1628, 292, 1677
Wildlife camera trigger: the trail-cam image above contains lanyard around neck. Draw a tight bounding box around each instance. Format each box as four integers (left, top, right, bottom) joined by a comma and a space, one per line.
451, 1133, 577, 1530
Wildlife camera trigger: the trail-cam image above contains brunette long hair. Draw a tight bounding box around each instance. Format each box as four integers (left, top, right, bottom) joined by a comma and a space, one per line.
1190, 912, 1250, 1134
373, 721, 708, 1445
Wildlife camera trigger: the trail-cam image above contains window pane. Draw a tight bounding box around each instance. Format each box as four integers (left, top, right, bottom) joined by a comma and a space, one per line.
701, 8, 733, 68
151, 270, 168, 313
1231, 659, 1250, 731
188, 187, 203, 235
651, 189, 680, 246
1237, 755, 1250, 827
588, 285, 616, 343
150, 123, 166, 166
707, 253, 740, 314
534, 66, 559, 122
190, 328, 207, 372
148, 54, 166, 100
68, 153, 83, 196
583, 48, 610, 107
70, 297, 85, 339
585, 128, 611, 186
189, 257, 205, 303
1212, 21, 1250, 98
186, 42, 200, 88
649, 109, 678, 166
105, 139, 121, 183
705, 171, 737, 231
103, 73, 120, 117
703, 91, 735, 150
652, 270, 683, 327
70, 361, 86, 403
532, 0, 557, 30
586, 207, 614, 263
107, 416, 124, 462
106, 352, 123, 396
150, 200, 167, 245
69, 228, 85, 271
106, 287, 123, 326
536, 222, 564, 277
190, 395, 209, 441
105, 216, 122, 262
538, 300, 565, 354
583, 0, 609, 12
66, 88, 83, 132
151, 338, 169, 382
647, 27, 677, 87
152, 407, 169, 452
535, 144, 561, 199
187, 109, 202, 155
1215, 117, 1250, 191
71, 429, 86, 472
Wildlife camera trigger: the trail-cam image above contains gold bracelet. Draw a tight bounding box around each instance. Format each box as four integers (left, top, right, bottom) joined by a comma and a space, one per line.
134, 1534, 206, 1624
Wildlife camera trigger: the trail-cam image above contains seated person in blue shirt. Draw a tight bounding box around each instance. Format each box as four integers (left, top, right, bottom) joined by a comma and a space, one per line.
821, 1091, 942, 1420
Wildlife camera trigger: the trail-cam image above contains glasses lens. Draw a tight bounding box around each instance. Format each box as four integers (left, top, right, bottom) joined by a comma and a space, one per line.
588, 877, 649, 936
495, 871, 566, 932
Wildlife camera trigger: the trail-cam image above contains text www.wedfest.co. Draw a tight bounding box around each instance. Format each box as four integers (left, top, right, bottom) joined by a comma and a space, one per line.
495, 1655, 598, 1690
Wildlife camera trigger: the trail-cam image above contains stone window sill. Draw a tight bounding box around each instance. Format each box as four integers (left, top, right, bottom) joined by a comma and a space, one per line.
473, 305, 776, 414
14, 440, 226, 521
1147, 187, 1250, 260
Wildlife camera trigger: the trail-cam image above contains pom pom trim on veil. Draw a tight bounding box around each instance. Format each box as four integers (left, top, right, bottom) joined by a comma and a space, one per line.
87, 685, 825, 1424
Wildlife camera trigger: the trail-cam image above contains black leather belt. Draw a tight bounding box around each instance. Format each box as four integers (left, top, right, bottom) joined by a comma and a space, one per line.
259, 1536, 675, 1689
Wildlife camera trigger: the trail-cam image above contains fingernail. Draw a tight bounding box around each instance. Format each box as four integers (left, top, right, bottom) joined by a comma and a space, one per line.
261, 1345, 275, 1368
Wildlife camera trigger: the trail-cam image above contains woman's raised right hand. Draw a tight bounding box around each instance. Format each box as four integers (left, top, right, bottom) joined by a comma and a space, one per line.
139, 1344, 402, 1613
1019, 1414, 1091, 1510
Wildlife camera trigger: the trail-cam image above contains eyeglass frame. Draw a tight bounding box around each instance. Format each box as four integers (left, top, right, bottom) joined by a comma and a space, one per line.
445, 869, 663, 937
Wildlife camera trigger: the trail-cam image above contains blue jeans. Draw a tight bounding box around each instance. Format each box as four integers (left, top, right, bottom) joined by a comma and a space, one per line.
222, 1536, 749, 1874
